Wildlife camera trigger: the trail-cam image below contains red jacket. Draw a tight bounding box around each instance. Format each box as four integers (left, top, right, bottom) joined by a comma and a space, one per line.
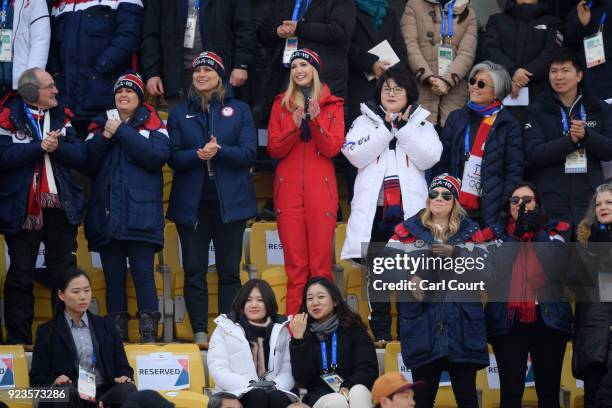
267, 85, 345, 209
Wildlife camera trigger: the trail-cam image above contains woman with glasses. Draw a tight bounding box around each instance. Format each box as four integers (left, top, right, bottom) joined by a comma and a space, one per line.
388, 174, 490, 407
341, 67, 442, 347
434, 61, 523, 228
484, 182, 571, 407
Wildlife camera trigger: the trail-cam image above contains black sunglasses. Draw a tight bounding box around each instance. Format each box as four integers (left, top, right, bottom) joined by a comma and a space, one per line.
428, 190, 453, 201
469, 78, 491, 89
509, 195, 535, 205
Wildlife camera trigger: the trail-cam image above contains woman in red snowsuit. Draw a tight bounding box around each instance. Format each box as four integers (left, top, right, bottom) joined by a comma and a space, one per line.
267, 49, 344, 315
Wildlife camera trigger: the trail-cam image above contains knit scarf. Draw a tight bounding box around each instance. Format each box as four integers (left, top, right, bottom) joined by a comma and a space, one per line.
23, 109, 62, 230
309, 314, 339, 341
506, 219, 546, 324
300, 87, 312, 142
239, 316, 273, 379
355, 0, 388, 29
459, 101, 502, 211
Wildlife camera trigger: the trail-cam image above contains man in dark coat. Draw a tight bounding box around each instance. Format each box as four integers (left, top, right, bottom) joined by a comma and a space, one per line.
259, 0, 356, 107
0, 68, 86, 345
141, 0, 255, 110
524, 49, 612, 230
485, 0, 562, 98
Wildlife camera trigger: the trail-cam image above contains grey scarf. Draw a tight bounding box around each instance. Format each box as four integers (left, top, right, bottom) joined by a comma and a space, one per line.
309, 314, 340, 341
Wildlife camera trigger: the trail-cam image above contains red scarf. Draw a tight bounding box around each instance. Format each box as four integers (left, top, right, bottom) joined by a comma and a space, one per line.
506, 219, 545, 323
23, 110, 62, 230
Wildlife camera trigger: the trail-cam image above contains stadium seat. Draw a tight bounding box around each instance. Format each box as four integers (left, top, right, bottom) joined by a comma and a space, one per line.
161, 390, 208, 408
252, 172, 274, 213
163, 223, 248, 341
245, 222, 282, 278
261, 266, 288, 315
560, 343, 584, 408
334, 224, 368, 324
0, 345, 31, 408
124, 343, 206, 399
162, 164, 173, 215
76, 226, 107, 316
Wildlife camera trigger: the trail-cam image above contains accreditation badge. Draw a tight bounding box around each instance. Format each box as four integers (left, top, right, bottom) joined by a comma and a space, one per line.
584, 31, 606, 68
437, 44, 453, 76
282, 37, 298, 66
77, 366, 96, 402
184, 15, 197, 49
0, 29, 12, 62
320, 373, 344, 393
565, 148, 587, 173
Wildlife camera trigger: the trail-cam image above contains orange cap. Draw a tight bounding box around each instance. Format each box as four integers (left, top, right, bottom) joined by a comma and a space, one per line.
371, 372, 422, 405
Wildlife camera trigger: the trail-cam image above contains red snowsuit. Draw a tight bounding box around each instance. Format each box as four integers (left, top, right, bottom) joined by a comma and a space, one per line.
267, 85, 344, 315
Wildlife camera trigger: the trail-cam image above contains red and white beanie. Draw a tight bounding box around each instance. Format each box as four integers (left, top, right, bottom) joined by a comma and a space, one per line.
430, 173, 462, 200
114, 72, 145, 102
192, 51, 226, 78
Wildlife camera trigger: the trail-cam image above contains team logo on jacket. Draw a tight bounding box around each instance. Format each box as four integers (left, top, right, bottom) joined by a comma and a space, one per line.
221, 107, 234, 117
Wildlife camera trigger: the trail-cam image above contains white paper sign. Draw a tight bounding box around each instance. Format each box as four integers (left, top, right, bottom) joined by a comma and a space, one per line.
502, 87, 529, 106
0, 355, 15, 388
91, 252, 103, 269
265, 230, 285, 265
365, 40, 401, 81
136, 353, 190, 391
396, 353, 451, 386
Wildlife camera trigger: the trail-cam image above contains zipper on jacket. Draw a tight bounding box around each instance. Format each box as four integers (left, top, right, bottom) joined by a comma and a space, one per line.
324, 176, 333, 200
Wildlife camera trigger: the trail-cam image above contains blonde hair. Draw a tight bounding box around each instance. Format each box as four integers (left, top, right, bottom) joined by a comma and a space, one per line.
281, 66, 323, 112
188, 78, 226, 112
577, 182, 612, 243
420, 198, 467, 243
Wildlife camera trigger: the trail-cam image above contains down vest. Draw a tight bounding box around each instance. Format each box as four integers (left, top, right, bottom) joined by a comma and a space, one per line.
48, 0, 144, 119
389, 213, 491, 369
341, 103, 442, 260
433, 106, 524, 227
207, 314, 298, 401
84, 104, 170, 251
0, 94, 86, 234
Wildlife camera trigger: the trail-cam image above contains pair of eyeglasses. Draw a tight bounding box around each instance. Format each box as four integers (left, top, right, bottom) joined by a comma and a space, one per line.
382, 86, 405, 95
428, 190, 453, 201
469, 78, 492, 89
509, 195, 535, 205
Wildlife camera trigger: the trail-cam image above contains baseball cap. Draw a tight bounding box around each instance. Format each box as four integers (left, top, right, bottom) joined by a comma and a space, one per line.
371, 372, 423, 405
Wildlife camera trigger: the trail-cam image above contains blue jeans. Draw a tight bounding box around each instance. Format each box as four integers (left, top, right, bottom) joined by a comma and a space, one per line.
177, 200, 245, 334
99, 239, 158, 313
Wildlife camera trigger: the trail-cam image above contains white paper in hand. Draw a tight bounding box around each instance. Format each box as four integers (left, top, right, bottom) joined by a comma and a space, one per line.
365, 40, 401, 81
502, 87, 529, 106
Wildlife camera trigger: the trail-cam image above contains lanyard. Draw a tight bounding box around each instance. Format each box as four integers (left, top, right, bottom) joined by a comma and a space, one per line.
320, 332, 337, 373
0, 0, 8, 27
440, 0, 455, 40
23, 102, 43, 141
291, 0, 303, 21
560, 104, 586, 135
464, 123, 471, 158
600, 12, 607, 31
193, 0, 199, 14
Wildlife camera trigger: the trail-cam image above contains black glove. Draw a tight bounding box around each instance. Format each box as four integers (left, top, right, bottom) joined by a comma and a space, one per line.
521, 207, 542, 232
248, 380, 277, 392
590, 222, 611, 243
514, 203, 527, 237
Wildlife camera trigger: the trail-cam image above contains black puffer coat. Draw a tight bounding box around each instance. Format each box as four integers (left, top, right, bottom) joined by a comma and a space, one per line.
433, 106, 524, 227
484, 0, 562, 95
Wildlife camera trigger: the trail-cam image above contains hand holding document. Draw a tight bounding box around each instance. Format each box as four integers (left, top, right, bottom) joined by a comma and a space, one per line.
365, 40, 401, 81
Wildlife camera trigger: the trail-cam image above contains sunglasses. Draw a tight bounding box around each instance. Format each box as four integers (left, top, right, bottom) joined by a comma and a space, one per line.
509, 195, 535, 205
469, 78, 492, 89
428, 190, 453, 201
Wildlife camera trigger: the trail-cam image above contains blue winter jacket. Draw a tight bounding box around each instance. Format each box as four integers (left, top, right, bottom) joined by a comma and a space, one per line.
48, 0, 144, 119
84, 104, 170, 251
484, 221, 573, 337
391, 213, 491, 369
166, 94, 257, 226
0, 94, 86, 234
433, 106, 524, 227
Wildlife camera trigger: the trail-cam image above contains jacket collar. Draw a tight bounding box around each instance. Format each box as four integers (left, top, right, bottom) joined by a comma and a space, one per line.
274, 84, 343, 107
538, 85, 601, 116
6, 94, 66, 135
506, 0, 547, 20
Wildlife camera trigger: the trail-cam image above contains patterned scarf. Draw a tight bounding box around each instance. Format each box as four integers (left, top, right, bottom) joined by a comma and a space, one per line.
23, 108, 62, 230
459, 101, 502, 210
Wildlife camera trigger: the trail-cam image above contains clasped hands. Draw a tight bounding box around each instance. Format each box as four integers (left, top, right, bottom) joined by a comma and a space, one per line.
197, 135, 222, 161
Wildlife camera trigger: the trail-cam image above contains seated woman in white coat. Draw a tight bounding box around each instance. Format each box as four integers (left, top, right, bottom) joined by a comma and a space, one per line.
341, 66, 442, 347
207, 279, 298, 408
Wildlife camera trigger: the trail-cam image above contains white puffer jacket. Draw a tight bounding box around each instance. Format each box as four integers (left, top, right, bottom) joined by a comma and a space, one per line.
10, 0, 50, 89
341, 103, 442, 260
207, 314, 298, 400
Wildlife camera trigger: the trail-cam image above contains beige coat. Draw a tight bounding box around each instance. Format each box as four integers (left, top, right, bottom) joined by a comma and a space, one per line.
400, 0, 477, 125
